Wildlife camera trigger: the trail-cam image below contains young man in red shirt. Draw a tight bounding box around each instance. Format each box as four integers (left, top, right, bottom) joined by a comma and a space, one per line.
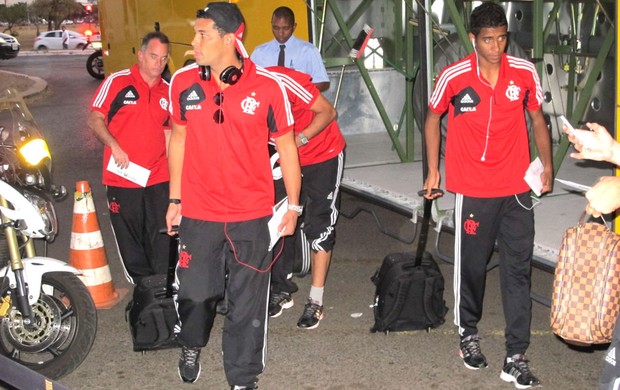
166, 3, 301, 388
88, 31, 174, 284
423, 3, 552, 388
266, 66, 345, 329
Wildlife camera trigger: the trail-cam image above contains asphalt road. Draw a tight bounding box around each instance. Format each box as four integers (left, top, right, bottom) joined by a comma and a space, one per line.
0, 54, 608, 390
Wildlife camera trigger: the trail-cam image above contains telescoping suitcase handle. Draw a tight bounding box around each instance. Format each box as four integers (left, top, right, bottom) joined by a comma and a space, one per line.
159, 226, 179, 298
415, 189, 444, 267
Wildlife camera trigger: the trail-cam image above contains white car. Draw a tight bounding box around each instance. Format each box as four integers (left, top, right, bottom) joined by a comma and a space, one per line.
33, 30, 88, 50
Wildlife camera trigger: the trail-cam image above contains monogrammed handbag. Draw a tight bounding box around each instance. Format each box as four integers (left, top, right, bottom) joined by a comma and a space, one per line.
550, 215, 620, 346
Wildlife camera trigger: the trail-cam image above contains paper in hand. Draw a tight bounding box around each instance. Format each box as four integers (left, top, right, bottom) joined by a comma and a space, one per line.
268, 197, 288, 251
524, 157, 544, 196
555, 178, 592, 193
106, 158, 151, 187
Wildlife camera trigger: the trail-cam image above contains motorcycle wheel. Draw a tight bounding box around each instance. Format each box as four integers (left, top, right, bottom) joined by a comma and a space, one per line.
0, 272, 97, 379
86, 51, 104, 80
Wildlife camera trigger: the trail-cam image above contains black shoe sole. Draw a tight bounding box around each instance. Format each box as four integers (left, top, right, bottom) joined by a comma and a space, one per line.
269, 299, 294, 318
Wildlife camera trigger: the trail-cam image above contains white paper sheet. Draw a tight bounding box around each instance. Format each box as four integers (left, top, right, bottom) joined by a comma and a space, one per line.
524, 157, 544, 196
555, 178, 592, 193
268, 197, 288, 251
106, 158, 151, 187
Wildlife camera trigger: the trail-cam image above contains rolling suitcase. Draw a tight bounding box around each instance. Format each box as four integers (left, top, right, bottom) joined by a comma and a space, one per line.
371, 190, 448, 333
126, 273, 179, 352
126, 238, 179, 352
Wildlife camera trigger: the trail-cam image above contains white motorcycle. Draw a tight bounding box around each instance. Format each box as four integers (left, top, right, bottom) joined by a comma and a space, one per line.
0, 88, 97, 379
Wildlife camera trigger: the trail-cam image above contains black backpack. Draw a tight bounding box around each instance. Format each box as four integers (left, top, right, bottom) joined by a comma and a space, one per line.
125, 236, 180, 352
370, 252, 448, 333
126, 274, 179, 351
370, 194, 448, 333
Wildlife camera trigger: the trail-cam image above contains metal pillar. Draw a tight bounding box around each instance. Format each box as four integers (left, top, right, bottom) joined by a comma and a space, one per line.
324, 0, 410, 162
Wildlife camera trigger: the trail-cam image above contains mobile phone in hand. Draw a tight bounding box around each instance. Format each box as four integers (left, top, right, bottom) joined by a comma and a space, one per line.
560, 115, 585, 143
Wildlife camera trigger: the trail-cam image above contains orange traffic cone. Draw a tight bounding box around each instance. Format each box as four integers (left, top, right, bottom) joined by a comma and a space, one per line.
69, 181, 127, 309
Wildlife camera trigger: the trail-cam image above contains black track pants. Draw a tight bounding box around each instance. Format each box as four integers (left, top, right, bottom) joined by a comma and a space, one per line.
453, 192, 534, 356
106, 182, 175, 284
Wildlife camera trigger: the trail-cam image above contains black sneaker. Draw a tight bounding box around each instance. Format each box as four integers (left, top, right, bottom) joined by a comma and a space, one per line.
500, 354, 540, 389
178, 346, 201, 383
268, 291, 294, 318
458, 334, 488, 370
297, 299, 324, 329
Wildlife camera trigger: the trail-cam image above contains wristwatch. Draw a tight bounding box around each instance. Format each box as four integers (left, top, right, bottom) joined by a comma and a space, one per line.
297, 133, 309, 146
287, 204, 303, 215
169, 198, 181, 204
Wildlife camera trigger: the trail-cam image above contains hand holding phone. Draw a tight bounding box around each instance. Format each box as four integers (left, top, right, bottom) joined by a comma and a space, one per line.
560, 115, 586, 144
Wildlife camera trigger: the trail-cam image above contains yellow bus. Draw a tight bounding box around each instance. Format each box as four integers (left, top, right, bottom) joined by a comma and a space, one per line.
97, 0, 312, 77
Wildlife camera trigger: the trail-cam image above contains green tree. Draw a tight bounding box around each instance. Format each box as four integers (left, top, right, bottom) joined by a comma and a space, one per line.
0, 3, 28, 34
30, 0, 83, 30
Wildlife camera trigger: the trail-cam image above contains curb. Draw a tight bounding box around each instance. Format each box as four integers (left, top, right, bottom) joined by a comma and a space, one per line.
0, 70, 48, 99
18, 49, 95, 56
1, 49, 98, 100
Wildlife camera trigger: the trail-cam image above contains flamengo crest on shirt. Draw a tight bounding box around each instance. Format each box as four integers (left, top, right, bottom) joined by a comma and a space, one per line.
505, 81, 521, 102
241, 95, 260, 115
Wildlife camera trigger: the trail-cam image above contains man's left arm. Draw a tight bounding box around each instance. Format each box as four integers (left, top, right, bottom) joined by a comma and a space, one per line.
529, 107, 553, 194
165, 120, 185, 235
163, 116, 172, 155
164, 129, 172, 155
274, 130, 301, 237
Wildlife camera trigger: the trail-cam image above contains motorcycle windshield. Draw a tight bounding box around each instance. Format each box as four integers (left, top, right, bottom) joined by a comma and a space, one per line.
0, 88, 51, 167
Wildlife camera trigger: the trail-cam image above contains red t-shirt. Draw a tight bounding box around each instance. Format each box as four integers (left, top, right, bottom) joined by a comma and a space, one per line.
169, 60, 294, 222
429, 53, 543, 197
90, 64, 170, 188
267, 66, 346, 166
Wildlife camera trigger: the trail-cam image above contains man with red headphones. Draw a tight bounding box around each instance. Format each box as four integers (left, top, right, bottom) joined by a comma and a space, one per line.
166, 2, 301, 389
